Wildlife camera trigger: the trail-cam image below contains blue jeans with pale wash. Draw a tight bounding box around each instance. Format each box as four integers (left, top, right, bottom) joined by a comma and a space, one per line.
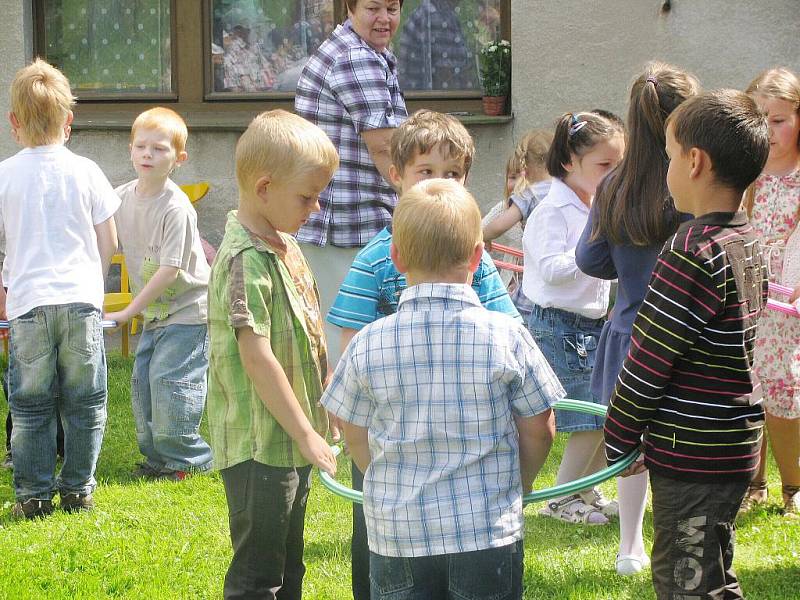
9, 303, 107, 501
131, 323, 212, 473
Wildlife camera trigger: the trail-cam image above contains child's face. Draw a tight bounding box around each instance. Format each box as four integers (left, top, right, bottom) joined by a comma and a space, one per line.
392, 143, 468, 193
261, 169, 331, 234
665, 123, 691, 213
505, 169, 521, 197
565, 134, 624, 201
130, 128, 185, 181
755, 94, 800, 166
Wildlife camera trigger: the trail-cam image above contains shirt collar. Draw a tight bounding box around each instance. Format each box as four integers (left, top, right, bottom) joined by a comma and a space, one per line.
545, 178, 589, 212
397, 282, 482, 311
340, 19, 398, 70
224, 210, 288, 258
678, 211, 749, 231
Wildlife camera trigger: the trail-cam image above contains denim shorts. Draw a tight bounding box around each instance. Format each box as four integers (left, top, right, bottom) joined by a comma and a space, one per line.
526, 304, 604, 432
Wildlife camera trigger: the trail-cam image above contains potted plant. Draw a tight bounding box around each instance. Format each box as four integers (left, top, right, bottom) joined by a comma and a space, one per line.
478, 39, 511, 116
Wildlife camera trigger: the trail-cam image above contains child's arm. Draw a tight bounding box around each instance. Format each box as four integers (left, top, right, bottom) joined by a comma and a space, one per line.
524, 205, 579, 284
483, 203, 524, 243
94, 216, 118, 277
342, 421, 371, 473
515, 410, 555, 492
604, 244, 723, 466
104, 265, 179, 325
238, 326, 337, 475
575, 205, 617, 280
0, 273, 6, 340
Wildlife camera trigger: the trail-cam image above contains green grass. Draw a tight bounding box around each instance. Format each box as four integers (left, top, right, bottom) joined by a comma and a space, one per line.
0, 354, 797, 599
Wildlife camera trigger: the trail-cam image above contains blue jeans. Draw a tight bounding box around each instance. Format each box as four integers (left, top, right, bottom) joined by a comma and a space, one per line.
9, 303, 107, 501
369, 541, 523, 600
527, 304, 604, 432
132, 323, 212, 472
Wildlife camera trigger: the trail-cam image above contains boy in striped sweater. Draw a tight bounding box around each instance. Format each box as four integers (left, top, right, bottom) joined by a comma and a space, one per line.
604, 90, 770, 600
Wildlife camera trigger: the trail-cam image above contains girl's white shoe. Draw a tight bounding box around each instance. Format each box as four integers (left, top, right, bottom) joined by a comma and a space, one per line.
615, 553, 651, 576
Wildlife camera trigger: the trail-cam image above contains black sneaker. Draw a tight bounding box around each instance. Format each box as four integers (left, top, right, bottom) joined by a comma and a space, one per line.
60, 492, 94, 513
132, 462, 162, 480
11, 498, 54, 519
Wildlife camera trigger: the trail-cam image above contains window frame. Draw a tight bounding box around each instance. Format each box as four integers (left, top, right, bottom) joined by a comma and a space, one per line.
32, 0, 511, 128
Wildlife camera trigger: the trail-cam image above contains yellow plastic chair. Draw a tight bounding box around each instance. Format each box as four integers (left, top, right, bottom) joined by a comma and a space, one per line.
180, 182, 209, 204
103, 253, 137, 357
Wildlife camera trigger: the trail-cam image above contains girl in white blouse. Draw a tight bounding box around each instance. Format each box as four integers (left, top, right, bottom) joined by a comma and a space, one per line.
522, 111, 625, 525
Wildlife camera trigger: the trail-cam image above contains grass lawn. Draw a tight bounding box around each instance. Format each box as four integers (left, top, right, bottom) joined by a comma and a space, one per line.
0, 353, 797, 599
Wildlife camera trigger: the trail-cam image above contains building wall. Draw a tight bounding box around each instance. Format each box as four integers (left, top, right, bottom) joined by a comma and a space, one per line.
1, 1, 799, 246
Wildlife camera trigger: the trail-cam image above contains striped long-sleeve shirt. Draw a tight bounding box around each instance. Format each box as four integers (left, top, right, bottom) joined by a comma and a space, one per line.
604, 211, 768, 482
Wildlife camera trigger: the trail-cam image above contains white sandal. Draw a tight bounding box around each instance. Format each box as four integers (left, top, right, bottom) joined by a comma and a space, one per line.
538, 494, 609, 525
615, 553, 651, 576
583, 487, 619, 517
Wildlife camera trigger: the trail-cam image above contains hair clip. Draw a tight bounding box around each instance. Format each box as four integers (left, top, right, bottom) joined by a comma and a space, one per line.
646, 75, 658, 86
568, 116, 587, 137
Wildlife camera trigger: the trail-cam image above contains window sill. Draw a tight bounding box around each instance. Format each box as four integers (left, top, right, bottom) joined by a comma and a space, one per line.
72, 105, 513, 133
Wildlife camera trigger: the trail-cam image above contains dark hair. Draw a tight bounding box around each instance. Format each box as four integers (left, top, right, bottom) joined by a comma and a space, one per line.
546, 112, 619, 179
592, 63, 700, 246
668, 89, 769, 195
592, 109, 627, 136
344, 0, 403, 12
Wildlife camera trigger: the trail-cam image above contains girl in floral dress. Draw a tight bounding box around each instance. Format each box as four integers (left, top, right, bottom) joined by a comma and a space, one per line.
744, 67, 800, 516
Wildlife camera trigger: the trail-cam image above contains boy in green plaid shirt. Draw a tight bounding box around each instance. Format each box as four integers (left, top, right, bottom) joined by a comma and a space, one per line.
206, 110, 338, 599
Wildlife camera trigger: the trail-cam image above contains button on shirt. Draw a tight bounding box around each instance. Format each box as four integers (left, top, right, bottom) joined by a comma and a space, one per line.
322, 283, 564, 557
522, 178, 611, 319
295, 20, 408, 248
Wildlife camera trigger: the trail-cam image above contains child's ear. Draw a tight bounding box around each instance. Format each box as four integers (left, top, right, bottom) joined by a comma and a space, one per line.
176, 150, 188, 166
388, 164, 403, 191
468, 241, 484, 273
688, 147, 707, 180
390, 242, 408, 274
255, 174, 272, 201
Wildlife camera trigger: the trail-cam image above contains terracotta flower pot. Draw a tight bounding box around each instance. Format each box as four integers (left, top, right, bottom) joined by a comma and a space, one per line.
482, 95, 506, 116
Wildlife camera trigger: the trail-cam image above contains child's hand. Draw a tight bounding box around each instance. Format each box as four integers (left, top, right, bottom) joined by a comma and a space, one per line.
327, 411, 343, 443
0, 290, 7, 340
104, 309, 130, 327
620, 455, 647, 478
790, 284, 800, 304
298, 430, 337, 476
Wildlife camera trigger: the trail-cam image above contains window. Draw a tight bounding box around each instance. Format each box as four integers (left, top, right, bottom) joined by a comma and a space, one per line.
33, 0, 510, 126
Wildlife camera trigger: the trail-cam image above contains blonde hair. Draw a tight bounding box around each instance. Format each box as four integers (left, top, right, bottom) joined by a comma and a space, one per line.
131, 107, 188, 154
235, 110, 339, 192
393, 179, 481, 274
390, 110, 475, 175
510, 129, 553, 194
743, 67, 800, 216
10, 59, 75, 146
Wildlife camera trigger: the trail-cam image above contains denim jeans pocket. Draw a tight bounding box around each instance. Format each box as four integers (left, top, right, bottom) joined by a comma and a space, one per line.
10, 309, 51, 364
561, 332, 597, 373
67, 304, 102, 358
166, 381, 205, 436
370, 554, 414, 598
449, 544, 517, 600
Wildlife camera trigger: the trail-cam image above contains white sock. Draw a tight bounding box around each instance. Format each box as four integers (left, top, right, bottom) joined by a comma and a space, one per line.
617, 471, 648, 558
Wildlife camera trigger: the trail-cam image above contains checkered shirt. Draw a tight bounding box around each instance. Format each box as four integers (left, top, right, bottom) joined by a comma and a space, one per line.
322, 283, 564, 557
295, 20, 407, 248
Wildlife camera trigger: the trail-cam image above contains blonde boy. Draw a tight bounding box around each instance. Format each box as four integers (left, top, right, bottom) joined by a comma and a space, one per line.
326, 109, 520, 600
207, 109, 338, 599
323, 179, 561, 600
0, 59, 119, 518
106, 107, 213, 480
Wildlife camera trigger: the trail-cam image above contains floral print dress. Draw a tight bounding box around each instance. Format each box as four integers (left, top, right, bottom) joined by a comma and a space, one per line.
751, 168, 800, 418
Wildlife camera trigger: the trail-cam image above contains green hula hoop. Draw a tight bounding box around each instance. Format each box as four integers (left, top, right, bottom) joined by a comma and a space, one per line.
318, 398, 641, 506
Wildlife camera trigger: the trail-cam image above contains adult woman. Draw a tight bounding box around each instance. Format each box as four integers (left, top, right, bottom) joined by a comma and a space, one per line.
295, 0, 407, 354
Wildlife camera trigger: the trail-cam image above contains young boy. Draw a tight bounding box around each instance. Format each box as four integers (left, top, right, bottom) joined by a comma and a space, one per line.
206, 110, 338, 599
323, 179, 562, 600
0, 59, 119, 518
105, 107, 213, 481
326, 109, 521, 600
604, 90, 771, 599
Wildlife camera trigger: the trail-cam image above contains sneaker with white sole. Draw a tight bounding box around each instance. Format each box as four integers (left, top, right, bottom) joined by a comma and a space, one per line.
616, 553, 651, 576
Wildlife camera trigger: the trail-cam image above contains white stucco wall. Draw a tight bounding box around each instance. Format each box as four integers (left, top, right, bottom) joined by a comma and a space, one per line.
1, 1, 799, 242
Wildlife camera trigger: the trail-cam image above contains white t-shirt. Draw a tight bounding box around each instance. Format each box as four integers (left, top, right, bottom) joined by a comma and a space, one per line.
522, 178, 610, 319
114, 178, 209, 329
0, 145, 120, 320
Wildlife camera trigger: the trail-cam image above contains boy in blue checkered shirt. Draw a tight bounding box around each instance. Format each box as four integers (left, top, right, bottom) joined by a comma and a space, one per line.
326, 109, 521, 599
322, 179, 562, 599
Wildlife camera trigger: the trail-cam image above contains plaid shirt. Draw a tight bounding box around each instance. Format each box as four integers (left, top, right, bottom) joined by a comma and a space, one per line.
207, 212, 328, 470
295, 20, 408, 248
322, 283, 564, 557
